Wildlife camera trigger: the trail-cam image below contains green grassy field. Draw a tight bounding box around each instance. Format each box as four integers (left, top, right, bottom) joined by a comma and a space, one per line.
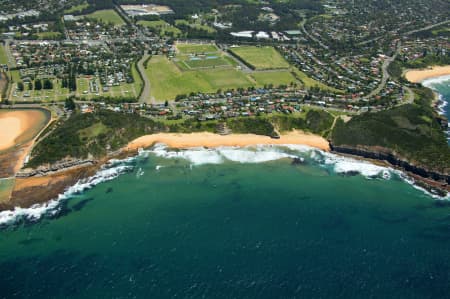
292, 68, 343, 93
179, 56, 231, 69
176, 43, 218, 54
85, 9, 125, 26
175, 19, 216, 34
146, 56, 254, 100
251, 71, 297, 87
36, 32, 63, 39
137, 20, 182, 37
64, 2, 90, 14
230, 46, 290, 70
0, 45, 8, 65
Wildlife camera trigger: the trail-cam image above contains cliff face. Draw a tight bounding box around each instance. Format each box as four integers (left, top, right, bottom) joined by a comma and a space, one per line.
330, 144, 450, 185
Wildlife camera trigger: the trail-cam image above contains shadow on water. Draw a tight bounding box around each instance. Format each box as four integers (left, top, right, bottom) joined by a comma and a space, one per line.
18, 238, 45, 246
71, 197, 95, 211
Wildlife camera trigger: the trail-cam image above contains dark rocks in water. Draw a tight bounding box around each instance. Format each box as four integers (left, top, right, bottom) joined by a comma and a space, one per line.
291, 157, 303, 165
340, 171, 359, 177
105, 187, 113, 194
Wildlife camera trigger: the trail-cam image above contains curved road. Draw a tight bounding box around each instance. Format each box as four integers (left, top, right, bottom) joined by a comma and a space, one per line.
137, 54, 153, 104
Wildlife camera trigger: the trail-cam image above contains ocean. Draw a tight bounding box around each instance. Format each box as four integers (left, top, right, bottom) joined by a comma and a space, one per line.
1, 144, 450, 298
423, 75, 450, 144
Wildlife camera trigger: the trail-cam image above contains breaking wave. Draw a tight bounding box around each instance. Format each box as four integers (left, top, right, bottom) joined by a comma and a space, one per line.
1, 144, 448, 227
0, 161, 134, 227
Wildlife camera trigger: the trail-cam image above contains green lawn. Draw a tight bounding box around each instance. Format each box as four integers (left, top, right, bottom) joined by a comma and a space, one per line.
64, 2, 90, 14
230, 46, 290, 70
181, 56, 231, 69
36, 32, 62, 39
145, 56, 254, 101
137, 20, 182, 37
251, 71, 298, 87
85, 9, 125, 26
0, 45, 8, 65
176, 43, 218, 54
292, 68, 343, 93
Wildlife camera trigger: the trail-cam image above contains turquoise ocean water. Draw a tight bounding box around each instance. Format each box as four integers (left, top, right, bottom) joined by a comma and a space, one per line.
423, 75, 450, 144
0, 144, 450, 298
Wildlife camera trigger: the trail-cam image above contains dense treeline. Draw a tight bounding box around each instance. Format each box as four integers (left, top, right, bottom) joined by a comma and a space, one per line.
331, 87, 450, 173
27, 110, 165, 167
271, 110, 334, 136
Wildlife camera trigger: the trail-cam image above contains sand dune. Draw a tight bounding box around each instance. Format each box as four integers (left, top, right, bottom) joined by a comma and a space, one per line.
127, 131, 330, 151
405, 65, 450, 83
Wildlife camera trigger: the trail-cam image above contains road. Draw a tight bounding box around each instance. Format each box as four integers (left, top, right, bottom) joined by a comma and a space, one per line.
364, 41, 401, 99
300, 20, 329, 50
137, 54, 153, 104
404, 19, 450, 36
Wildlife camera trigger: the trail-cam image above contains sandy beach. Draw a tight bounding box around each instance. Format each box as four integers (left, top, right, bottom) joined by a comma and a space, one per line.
0, 110, 49, 151
405, 65, 450, 83
126, 131, 330, 151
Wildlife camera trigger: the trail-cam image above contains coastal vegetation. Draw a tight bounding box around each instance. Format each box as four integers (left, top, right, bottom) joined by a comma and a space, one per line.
27, 110, 165, 167
271, 110, 334, 137
331, 88, 450, 174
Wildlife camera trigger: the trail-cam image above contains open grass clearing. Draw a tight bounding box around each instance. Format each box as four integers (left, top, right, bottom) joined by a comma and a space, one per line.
176, 43, 218, 54
137, 20, 182, 37
251, 71, 298, 87
85, 9, 125, 26
0, 45, 8, 65
230, 46, 290, 70
64, 2, 90, 14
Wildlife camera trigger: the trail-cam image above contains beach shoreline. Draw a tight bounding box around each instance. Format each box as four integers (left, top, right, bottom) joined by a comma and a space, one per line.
125, 131, 330, 152
404, 65, 450, 83
3, 130, 449, 216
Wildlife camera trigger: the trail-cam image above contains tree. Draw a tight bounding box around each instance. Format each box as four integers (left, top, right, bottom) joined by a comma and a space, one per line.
164, 100, 169, 107
65, 97, 76, 111
34, 79, 42, 90
17, 82, 24, 91
43, 79, 53, 90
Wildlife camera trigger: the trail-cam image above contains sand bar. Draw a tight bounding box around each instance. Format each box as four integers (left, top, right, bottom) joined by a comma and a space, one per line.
127, 131, 330, 151
405, 65, 450, 83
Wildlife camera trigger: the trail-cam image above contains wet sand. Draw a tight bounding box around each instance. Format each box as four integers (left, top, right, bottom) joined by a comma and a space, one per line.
405, 65, 450, 83
0, 109, 49, 151
126, 131, 330, 152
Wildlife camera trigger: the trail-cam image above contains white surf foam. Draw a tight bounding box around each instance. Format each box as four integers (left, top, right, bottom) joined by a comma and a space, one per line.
217, 146, 296, 163
315, 151, 391, 178
422, 75, 450, 87
0, 161, 134, 227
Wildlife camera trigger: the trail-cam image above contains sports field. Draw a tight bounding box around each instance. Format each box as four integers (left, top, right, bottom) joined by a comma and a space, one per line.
230, 46, 290, 70
85, 9, 125, 26
145, 56, 255, 101
176, 43, 218, 54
